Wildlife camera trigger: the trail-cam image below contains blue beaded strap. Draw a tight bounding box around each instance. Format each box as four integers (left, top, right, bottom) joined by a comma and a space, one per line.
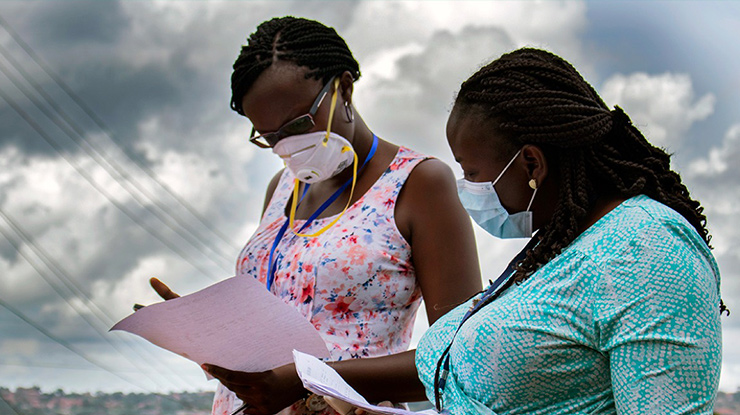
433, 236, 539, 412
265, 134, 379, 292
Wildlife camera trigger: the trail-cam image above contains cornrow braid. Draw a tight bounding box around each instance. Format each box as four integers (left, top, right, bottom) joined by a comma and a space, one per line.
230, 16, 361, 115
456, 48, 713, 295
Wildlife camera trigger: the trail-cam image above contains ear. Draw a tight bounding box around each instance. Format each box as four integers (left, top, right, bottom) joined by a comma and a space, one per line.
338, 70, 354, 105
521, 144, 548, 188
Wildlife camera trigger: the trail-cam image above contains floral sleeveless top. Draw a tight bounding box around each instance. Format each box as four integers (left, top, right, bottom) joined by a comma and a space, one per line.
212, 147, 429, 415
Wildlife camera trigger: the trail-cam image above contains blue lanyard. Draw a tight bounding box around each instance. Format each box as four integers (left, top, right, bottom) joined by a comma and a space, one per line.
265, 134, 379, 292
433, 236, 539, 412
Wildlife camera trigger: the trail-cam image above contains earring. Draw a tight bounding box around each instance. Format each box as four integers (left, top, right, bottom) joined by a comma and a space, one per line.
528, 179, 538, 190
344, 101, 354, 122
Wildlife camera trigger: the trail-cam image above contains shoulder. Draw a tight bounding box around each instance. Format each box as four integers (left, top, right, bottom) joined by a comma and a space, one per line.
408, 157, 456, 186
391, 149, 469, 240
262, 168, 286, 215
572, 195, 719, 292
576, 196, 710, 258
397, 156, 458, 206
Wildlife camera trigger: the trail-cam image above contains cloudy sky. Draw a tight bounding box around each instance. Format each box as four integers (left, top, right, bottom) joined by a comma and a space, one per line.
1, 0, 739, 398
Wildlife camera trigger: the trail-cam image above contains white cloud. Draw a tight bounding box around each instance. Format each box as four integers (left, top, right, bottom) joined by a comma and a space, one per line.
689, 123, 740, 178
344, 0, 587, 60
355, 25, 516, 162
1, 339, 40, 357
600, 72, 715, 150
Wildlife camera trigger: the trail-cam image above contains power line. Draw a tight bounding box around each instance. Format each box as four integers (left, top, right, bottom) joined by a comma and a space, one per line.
0, 296, 152, 391
0, 297, 199, 411
0, 51, 235, 270
0, 394, 21, 415
0, 207, 197, 391
0, 84, 223, 282
0, 12, 239, 252
0, 362, 195, 377
0, 211, 190, 391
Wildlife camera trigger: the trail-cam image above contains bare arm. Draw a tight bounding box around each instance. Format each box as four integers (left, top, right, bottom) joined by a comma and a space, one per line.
396, 158, 482, 323
329, 350, 424, 403
204, 350, 424, 414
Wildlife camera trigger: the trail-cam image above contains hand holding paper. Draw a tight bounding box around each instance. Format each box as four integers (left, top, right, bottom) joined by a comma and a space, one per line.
111, 276, 330, 373
292, 350, 429, 415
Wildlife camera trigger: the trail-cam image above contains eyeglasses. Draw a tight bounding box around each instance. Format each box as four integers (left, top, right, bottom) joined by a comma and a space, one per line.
249, 75, 337, 148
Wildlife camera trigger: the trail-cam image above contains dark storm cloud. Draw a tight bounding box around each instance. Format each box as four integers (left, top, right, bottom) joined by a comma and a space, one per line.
0, 1, 213, 160
0, 60, 189, 158
22, 1, 129, 45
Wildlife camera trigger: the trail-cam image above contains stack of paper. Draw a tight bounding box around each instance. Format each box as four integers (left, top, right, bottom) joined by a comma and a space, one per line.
293, 350, 430, 415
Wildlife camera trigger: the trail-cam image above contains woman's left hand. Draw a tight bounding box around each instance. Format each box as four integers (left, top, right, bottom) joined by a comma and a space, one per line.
202, 362, 305, 414
353, 401, 394, 415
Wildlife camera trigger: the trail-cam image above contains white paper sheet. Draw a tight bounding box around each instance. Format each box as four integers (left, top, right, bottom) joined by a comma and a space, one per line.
293, 350, 428, 415
110, 276, 330, 373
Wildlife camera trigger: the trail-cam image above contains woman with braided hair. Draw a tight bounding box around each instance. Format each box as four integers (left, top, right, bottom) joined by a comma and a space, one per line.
351, 47, 722, 415
409, 47, 723, 414
147, 16, 482, 415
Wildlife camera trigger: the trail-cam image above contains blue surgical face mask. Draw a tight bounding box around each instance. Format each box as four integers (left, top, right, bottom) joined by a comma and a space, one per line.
456, 149, 538, 239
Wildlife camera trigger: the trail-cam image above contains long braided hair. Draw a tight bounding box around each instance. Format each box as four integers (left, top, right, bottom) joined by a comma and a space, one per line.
230, 16, 361, 116
456, 48, 724, 311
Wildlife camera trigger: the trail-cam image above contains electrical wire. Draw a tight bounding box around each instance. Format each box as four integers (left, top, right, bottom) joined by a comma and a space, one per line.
0, 11, 240, 253
0, 212, 191, 391
0, 84, 222, 282
0, 53, 235, 270
0, 297, 198, 411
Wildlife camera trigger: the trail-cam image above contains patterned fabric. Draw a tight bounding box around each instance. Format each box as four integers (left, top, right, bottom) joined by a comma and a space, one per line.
213, 147, 429, 415
416, 195, 722, 415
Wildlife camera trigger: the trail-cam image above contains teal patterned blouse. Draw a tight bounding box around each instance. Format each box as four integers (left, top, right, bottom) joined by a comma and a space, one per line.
416, 195, 722, 414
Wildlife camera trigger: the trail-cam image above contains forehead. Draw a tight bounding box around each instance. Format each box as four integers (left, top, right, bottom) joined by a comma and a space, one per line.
241, 62, 324, 128
446, 106, 502, 163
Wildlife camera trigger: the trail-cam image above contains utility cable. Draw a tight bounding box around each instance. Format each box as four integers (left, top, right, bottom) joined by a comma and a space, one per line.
0, 54, 235, 269
0, 394, 21, 415
0, 84, 221, 282
0, 297, 198, 411
0, 12, 239, 250
0, 215, 191, 391
0, 208, 194, 391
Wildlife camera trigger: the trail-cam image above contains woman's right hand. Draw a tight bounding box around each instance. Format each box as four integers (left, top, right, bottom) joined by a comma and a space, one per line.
149, 277, 180, 300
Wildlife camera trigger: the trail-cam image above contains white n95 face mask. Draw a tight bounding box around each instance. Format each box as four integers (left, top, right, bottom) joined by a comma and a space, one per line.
456, 149, 537, 239
272, 131, 355, 183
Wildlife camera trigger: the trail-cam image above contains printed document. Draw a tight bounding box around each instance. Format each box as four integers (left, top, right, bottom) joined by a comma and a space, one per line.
110, 276, 330, 373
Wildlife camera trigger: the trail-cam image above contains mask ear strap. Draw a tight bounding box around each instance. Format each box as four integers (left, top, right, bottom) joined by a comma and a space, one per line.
526, 187, 538, 212
492, 149, 522, 186
292, 150, 359, 237
323, 78, 341, 147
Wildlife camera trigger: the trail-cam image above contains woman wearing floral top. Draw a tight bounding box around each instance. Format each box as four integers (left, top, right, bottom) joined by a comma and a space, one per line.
151, 16, 481, 415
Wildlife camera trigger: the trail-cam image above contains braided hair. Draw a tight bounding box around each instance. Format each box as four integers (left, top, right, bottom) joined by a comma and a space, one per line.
456, 48, 724, 311
230, 16, 361, 116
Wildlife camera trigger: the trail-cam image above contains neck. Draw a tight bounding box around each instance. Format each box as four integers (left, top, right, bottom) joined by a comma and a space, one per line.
578, 195, 626, 233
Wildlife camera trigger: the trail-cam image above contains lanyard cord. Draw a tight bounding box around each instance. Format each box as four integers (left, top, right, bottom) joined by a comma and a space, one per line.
433, 236, 539, 412
265, 134, 379, 292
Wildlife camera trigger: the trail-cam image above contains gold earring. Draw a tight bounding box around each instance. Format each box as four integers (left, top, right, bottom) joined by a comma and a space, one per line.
528, 179, 538, 190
